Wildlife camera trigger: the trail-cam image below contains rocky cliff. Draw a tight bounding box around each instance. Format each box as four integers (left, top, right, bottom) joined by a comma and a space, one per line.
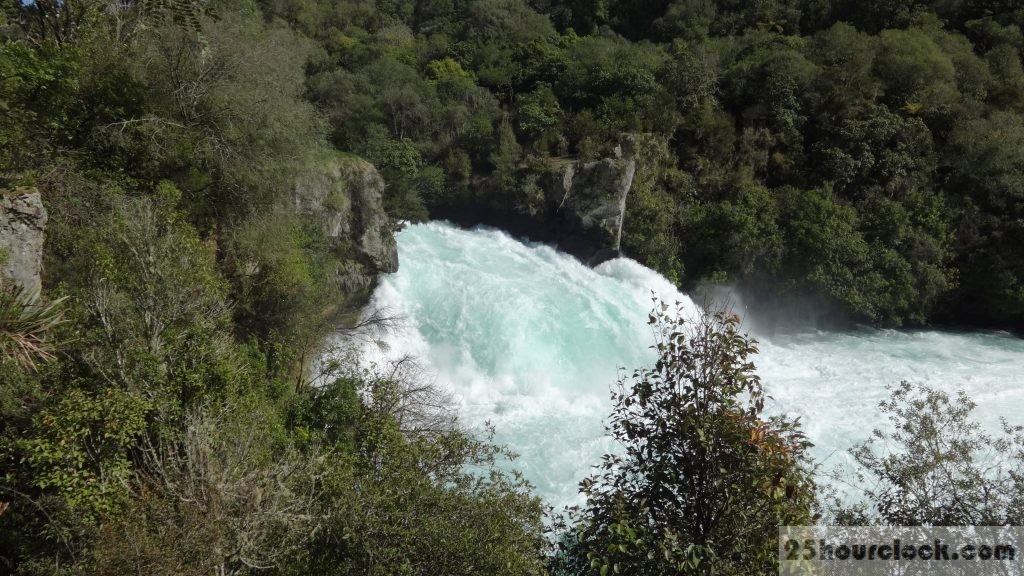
0, 188, 47, 291
292, 154, 398, 303
541, 136, 638, 264
437, 134, 644, 266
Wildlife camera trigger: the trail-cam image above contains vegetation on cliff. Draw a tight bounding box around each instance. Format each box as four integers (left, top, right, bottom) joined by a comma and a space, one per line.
1, 0, 545, 573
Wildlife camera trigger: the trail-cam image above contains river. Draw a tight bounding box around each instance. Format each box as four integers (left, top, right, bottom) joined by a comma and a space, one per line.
361, 221, 1024, 508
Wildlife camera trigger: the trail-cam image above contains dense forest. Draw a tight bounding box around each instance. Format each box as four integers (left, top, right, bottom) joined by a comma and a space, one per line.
260, 0, 1024, 330
4, 0, 1024, 574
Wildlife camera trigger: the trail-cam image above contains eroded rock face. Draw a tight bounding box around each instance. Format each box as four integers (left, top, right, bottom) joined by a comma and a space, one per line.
341, 158, 399, 274
292, 154, 398, 299
0, 188, 48, 290
542, 135, 638, 264
435, 134, 645, 265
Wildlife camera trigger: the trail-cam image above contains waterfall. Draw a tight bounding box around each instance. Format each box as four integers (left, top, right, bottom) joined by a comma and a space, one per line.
360, 221, 1024, 508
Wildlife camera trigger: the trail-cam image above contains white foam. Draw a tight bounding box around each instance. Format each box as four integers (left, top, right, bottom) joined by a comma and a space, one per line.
357, 221, 1024, 509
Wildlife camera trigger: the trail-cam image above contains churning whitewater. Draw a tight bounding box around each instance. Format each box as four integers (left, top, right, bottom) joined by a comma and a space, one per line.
363, 222, 1024, 508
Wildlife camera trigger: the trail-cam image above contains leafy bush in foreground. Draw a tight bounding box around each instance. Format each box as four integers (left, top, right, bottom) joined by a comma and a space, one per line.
553, 302, 816, 576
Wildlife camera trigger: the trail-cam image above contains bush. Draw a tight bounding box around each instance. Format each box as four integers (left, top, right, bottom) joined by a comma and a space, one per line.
829, 382, 1024, 526
288, 358, 549, 576
553, 301, 815, 576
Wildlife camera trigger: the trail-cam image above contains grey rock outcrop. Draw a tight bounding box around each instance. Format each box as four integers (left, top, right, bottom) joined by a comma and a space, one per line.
342, 159, 399, 274
541, 135, 638, 263
0, 188, 48, 290
438, 134, 645, 265
292, 154, 398, 298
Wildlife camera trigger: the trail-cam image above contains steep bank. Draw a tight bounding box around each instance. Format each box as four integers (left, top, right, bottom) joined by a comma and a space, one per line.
292, 153, 399, 309
434, 134, 660, 267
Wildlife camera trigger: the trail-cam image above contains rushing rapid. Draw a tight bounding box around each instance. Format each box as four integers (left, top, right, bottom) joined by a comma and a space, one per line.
362, 222, 1024, 508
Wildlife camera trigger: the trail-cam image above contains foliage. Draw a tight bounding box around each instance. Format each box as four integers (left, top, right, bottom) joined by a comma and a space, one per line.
943, 111, 1024, 324
0, 0, 548, 573
829, 382, 1024, 526
83, 401, 321, 576
0, 284, 67, 371
553, 302, 815, 576
290, 360, 549, 576
131, 7, 322, 219
0, 40, 81, 180
225, 209, 339, 370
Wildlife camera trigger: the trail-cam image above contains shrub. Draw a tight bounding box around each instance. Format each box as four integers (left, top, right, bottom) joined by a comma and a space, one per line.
829, 382, 1024, 526
553, 301, 815, 576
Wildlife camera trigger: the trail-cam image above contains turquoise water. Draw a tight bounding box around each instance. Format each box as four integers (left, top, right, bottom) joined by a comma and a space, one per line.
362, 221, 1024, 507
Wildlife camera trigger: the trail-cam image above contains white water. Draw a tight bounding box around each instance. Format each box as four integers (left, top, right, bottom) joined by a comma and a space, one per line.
363, 222, 1024, 508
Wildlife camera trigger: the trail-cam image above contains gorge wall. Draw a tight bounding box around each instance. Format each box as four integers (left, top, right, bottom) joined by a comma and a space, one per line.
0, 188, 47, 291
438, 134, 655, 267
293, 154, 398, 308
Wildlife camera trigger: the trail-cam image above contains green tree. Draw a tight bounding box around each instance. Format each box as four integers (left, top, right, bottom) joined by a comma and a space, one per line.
516, 83, 563, 153
807, 22, 878, 118
873, 27, 959, 112
0, 41, 80, 179
554, 302, 815, 576
830, 382, 1024, 526
679, 181, 783, 285
84, 400, 320, 576
136, 8, 321, 218
289, 360, 549, 576
985, 44, 1024, 110
773, 185, 877, 319
720, 31, 818, 176
491, 116, 522, 191
944, 111, 1024, 325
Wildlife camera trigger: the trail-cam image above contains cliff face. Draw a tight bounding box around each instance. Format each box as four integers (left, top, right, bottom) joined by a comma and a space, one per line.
292, 154, 398, 304
0, 188, 47, 291
541, 137, 638, 264
438, 134, 646, 266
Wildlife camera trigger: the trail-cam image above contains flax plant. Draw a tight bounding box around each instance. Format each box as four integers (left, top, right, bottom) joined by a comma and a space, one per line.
0, 283, 68, 371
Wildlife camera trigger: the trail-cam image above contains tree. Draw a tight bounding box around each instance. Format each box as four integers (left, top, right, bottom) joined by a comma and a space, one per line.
0, 40, 81, 178
807, 22, 878, 118
812, 103, 937, 197
137, 9, 321, 218
553, 301, 815, 576
829, 382, 1024, 526
491, 115, 522, 191
7, 0, 99, 47
720, 31, 818, 173
556, 36, 675, 149
944, 111, 1024, 326
516, 83, 563, 153
84, 401, 322, 576
872, 27, 959, 112
288, 358, 549, 576
679, 181, 783, 286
